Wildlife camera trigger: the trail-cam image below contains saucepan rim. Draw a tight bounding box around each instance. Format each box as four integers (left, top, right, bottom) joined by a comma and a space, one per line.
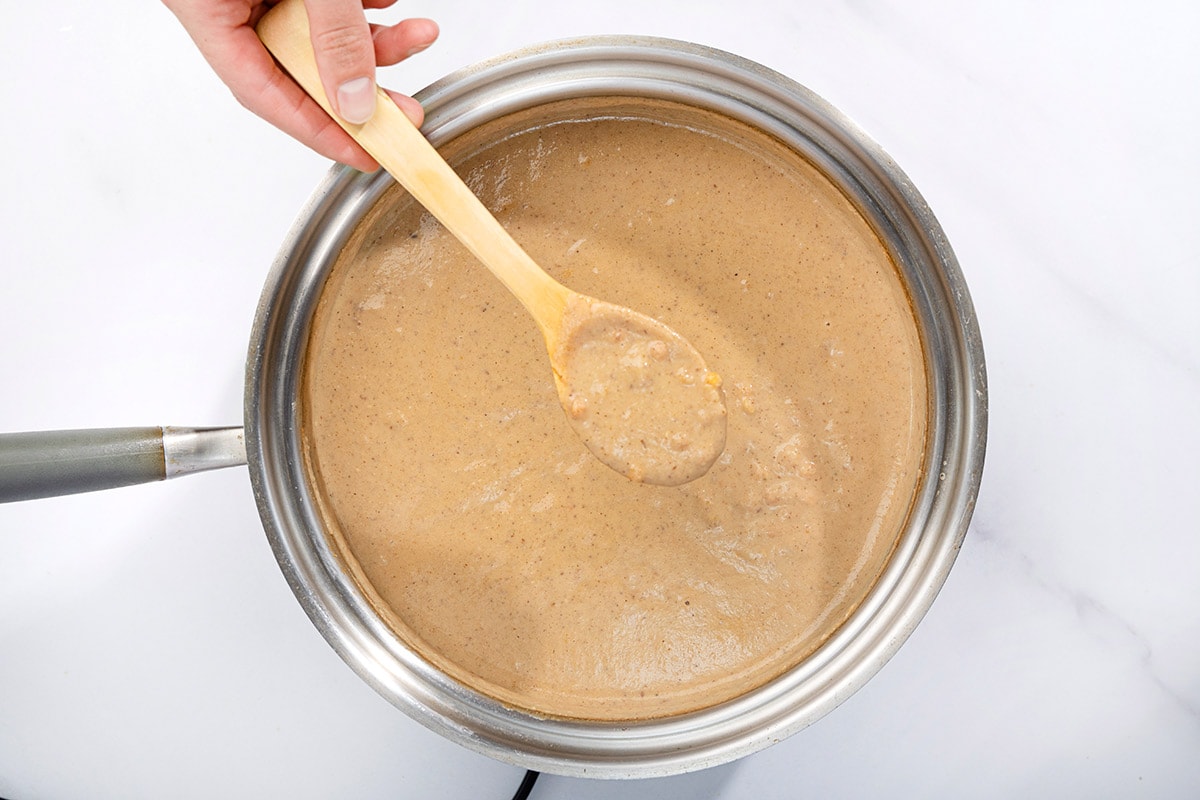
244, 34, 987, 779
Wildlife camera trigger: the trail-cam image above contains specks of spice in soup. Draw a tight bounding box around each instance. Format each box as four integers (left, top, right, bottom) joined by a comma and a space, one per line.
302, 97, 927, 721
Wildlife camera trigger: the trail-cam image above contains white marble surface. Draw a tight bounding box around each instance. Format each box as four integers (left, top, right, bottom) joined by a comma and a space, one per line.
1, 1, 1197, 797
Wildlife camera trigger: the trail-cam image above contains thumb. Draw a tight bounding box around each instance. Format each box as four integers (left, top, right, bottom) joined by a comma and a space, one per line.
303, 0, 377, 125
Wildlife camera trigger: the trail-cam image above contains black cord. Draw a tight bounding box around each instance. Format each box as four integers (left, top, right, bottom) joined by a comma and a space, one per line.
510, 769, 540, 800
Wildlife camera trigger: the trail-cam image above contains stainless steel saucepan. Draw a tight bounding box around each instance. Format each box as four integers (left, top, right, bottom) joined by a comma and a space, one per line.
0, 36, 986, 778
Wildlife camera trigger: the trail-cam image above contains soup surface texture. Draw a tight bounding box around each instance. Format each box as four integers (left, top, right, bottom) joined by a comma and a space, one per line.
302, 98, 927, 720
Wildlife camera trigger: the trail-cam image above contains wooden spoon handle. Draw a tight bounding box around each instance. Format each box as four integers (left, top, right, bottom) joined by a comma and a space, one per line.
256, 0, 570, 340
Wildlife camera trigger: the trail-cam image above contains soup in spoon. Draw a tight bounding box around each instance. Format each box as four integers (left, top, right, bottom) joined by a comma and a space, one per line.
553, 295, 727, 486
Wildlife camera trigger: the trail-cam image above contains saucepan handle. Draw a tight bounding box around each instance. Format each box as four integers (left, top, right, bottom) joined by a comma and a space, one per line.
0, 427, 247, 503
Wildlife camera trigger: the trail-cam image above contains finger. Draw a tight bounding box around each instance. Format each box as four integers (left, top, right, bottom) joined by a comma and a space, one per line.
302, 0, 377, 125
371, 18, 439, 67
384, 89, 425, 128
215, 26, 380, 171
253, 63, 381, 170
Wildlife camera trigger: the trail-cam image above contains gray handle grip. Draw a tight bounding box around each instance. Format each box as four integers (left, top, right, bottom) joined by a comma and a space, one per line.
0, 427, 246, 503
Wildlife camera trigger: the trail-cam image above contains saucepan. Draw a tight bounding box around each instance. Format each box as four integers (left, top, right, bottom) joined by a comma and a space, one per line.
0, 36, 986, 778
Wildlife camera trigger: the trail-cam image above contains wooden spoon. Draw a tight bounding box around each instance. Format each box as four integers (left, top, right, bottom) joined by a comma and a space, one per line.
257, 0, 726, 485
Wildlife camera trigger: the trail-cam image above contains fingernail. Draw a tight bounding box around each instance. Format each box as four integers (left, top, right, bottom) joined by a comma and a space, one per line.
337, 76, 376, 125
405, 42, 431, 58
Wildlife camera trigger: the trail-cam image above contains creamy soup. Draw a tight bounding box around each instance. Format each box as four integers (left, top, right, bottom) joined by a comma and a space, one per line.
301, 97, 927, 720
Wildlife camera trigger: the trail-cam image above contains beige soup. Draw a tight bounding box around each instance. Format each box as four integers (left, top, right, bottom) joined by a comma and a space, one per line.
301, 97, 927, 720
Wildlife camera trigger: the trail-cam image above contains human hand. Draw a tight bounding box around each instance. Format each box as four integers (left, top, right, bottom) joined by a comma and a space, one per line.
164, 0, 438, 171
